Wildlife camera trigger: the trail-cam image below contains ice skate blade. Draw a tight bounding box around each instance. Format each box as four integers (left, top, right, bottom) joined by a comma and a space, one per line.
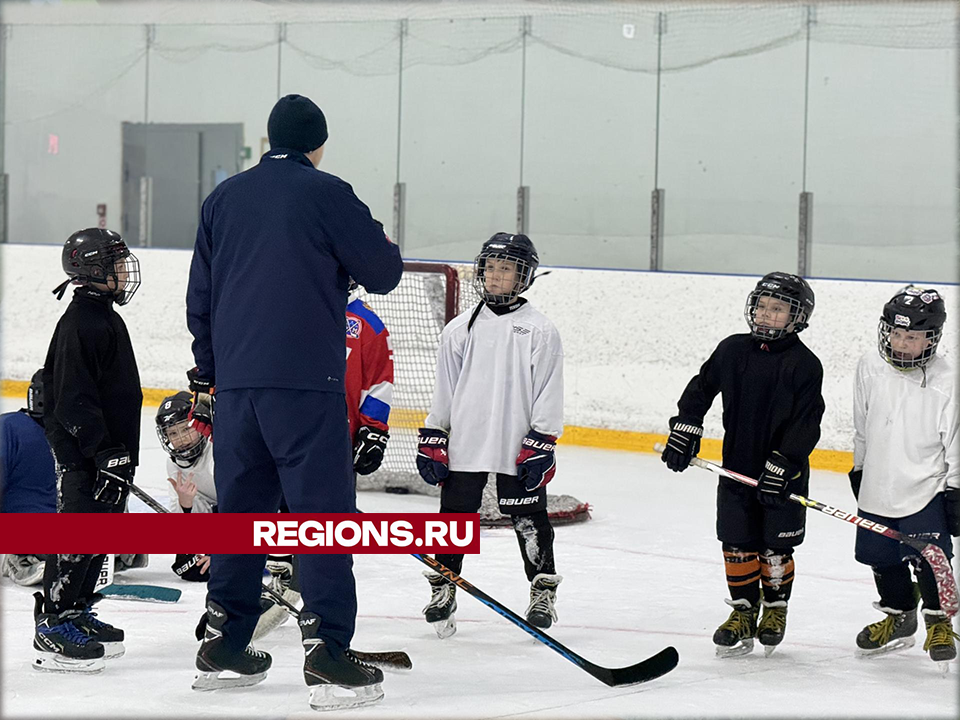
856, 636, 915, 658
102, 642, 125, 660
762, 644, 778, 657
191, 669, 268, 691
32, 652, 105, 674
715, 639, 755, 658
431, 616, 456, 640
937, 661, 951, 677
308, 682, 384, 711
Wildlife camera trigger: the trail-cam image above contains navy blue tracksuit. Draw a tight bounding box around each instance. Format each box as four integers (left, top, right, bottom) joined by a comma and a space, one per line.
0, 411, 56, 514
186, 148, 403, 653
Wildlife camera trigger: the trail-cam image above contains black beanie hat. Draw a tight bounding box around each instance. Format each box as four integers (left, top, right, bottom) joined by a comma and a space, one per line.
267, 94, 328, 153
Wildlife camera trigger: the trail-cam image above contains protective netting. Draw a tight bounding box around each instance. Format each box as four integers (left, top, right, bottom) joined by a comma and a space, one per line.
355, 262, 590, 527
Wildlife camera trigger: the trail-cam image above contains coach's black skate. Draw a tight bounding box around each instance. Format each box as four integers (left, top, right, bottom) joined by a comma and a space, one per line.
193, 600, 272, 691
423, 570, 457, 639
713, 598, 759, 658
526, 573, 562, 629
922, 609, 959, 671
73, 593, 125, 659
300, 611, 384, 711
856, 603, 918, 657
32, 592, 105, 674
757, 600, 788, 656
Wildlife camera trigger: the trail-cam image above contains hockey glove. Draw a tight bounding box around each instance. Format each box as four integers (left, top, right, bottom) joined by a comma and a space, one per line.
416, 428, 450, 486
516, 430, 558, 492
758, 451, 800, 507
186, 367, 214, 439
946, 487, 960, 537
848, 467, 863, 501
172, 553, 210, 582
93, 448, 133, 505
354, 426, 389, 476
661, 419, 703, 473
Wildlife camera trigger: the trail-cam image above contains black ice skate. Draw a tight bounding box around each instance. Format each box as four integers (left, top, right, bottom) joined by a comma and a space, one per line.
713, 598, 759, 658
193, 600, 272, 691
525, 573, 562, 629
856, 603, 918, 657
423, 570, 457, 639
32, 592, 105, 674
922, 609, 959, 673
72, 593, 125, 659
300, 611, 384, 711
757, 600, 788, 657
253, 556, 301, 641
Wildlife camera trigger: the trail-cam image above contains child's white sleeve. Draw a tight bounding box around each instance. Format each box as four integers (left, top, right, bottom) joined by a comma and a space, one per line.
530, 324, 564, 437
852, 356, 868, 470
942, 385, 959, 490
424, 326, 463, 433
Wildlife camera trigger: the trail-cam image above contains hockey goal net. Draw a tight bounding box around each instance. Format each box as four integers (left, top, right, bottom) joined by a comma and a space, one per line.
355, 261, 590, 527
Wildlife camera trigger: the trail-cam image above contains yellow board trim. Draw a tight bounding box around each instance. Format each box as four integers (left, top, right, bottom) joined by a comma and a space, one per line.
2, 379, 852, 473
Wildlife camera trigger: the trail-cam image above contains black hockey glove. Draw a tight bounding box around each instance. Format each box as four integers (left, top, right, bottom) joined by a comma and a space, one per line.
416, 428, 450, 486
93, 448, 133, 505
354, 426, 389, 476
661, 419, 702, 473
945, 487, 960, 537
516, 430, 558, 492
758, 451, 800, 508
848, 467, 863, 501
172, 553, 210, 582
186, 367, 214, 439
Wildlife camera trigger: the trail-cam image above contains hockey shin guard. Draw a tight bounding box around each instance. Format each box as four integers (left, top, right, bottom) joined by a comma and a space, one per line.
722, 546, 761, 607
760, 549, 795, 603
873, 563, 918, 611
512, 511, 556, 581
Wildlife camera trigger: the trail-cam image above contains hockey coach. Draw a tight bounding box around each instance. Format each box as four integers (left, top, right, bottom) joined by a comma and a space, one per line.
185, 94, 403, 685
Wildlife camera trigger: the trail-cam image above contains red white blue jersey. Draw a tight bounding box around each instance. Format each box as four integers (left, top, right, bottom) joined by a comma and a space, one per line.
346, 299, 393, 442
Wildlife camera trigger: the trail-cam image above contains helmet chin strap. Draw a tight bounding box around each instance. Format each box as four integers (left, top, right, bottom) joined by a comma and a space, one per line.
52, 278, 72, 300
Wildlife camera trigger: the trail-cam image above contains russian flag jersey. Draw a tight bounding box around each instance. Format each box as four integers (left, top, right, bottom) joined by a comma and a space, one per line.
346, 298, 394, 441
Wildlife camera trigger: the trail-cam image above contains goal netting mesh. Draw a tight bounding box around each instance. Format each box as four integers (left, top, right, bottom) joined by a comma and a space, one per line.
355, 262, 590, 527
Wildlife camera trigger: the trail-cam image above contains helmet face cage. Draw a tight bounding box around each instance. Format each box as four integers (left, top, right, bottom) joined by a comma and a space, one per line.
877, 319, 942, 370
473, 252, 536, 306
744, 291, 807, 340
26, 371, 44, 419
66, 240, 141, 305
156, 397, 205, 465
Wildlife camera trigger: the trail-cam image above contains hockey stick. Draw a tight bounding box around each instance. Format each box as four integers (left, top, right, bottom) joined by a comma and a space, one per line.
412, 554, 679, 687
259, 584, 413, 671
654, 444, 960, 617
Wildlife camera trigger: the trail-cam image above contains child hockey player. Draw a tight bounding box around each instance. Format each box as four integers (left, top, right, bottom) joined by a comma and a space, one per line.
417, 233, 563, 638
35, 228, 142, 673
660, 272, 824, 657
1, 371, 56, 586
850, 285, 959, 665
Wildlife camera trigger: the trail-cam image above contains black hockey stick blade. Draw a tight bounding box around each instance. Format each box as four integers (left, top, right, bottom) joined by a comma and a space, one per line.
414, 554, 678, 687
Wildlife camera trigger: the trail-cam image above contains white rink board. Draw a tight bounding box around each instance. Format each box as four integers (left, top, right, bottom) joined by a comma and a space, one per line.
2, 243, 957, 453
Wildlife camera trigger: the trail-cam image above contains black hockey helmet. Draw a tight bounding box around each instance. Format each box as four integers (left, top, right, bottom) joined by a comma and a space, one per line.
53, 228, 141, 306
473, 233, 540, 306
26, 369, 44, 419
156, 391, 206, 466
878, 285, 946, 369
744, 271, 815, 340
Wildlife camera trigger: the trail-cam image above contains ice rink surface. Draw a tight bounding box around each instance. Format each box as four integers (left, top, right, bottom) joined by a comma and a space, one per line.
2, 399, 957, 719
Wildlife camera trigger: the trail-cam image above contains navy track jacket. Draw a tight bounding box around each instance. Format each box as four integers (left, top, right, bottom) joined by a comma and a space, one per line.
187, 149, 403, 393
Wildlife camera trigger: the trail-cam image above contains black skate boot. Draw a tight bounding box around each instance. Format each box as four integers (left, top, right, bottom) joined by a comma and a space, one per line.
32, 592, 105, 674
253, 556, 301, 641
525, 574, 562, 629
856, 603, 918, 657
757, 600, 788, 656
193, 600, 272, 691
423, 570, 457, 639
300, 611, 384, 711
922, 609, 959, 672
713, 598, 759, 658
73, 593, 125, 659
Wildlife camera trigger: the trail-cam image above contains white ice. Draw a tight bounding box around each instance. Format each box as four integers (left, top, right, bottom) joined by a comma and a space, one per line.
2, 397, 957, 719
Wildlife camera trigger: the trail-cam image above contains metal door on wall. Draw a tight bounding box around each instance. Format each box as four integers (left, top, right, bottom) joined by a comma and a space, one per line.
122, 123, 242, 248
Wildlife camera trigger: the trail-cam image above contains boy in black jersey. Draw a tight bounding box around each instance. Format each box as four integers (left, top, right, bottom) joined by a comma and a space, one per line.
660, 272, 824, 658
34, 228, 142, 674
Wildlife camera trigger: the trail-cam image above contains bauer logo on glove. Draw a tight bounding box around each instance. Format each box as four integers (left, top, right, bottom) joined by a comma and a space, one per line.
516, 430, 558, 492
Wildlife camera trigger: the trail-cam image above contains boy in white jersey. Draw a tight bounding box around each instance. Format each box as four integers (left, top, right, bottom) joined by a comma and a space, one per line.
850, 286, 959, 664
417, 233, 564, 638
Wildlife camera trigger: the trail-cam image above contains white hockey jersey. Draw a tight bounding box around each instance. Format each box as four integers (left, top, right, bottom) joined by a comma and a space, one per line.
853, 350, 959, 518
425, 301, 564, 475
165, 443, 218, 513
